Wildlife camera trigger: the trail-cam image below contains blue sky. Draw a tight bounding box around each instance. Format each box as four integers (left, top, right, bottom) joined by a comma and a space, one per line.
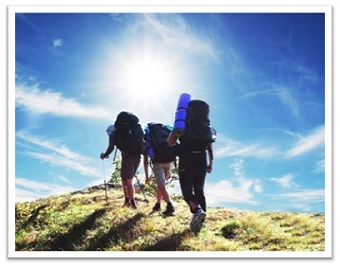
11, 8, 331, 213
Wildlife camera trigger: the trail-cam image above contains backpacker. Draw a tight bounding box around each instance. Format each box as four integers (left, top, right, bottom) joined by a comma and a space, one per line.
181, 100, 217, 150
114, 111, 145, 154
144, 122, 176, 163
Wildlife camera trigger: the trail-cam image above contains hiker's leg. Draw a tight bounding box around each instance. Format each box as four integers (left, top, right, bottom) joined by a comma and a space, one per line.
193, 153, 207, 212
154, 163, 171, 203
121, 179, 129, 198
121, 154, 140, 208
120, 161, 129, 205
157, 187, 163, 203
125, 177, 135, 200
179, 155, 199, 213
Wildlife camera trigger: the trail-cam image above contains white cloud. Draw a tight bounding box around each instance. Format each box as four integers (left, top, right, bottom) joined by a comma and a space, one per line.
15, 187, 48, 203
270, 174, 299, 189
206, 179, 259, 206
240, 84, 299, 117
215, 125, 324, 161
205, 158, 262, 206
141, 14, 218, 61
285, 125, 324, 158
313, 159, 325, 174
16, 131, 101, 178
27, 152, 100, 178
16, 83, 111, 119
168, 158, 261, 207
268, 189, 324, 203
57, 175, 72, 184
17, 131, 87, 161
16, 177, 75, 203
214, 135, 278, 159
53, 38, 63, 48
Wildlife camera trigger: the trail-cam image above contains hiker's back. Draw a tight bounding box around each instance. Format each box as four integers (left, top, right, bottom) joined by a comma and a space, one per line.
114, 111, 145, 154
180, 100, 216, 151
145, 122, 176, 163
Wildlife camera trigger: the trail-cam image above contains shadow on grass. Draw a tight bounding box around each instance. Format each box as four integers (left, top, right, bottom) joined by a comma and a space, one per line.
16, 208, 107, 251
19, 204, 49, 229
48, 208, 107, 251
143, 229, 192, 251
85, 213, 144, 251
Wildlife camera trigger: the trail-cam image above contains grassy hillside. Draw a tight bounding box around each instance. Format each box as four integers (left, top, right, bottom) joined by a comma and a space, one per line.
15, 185, 325, 252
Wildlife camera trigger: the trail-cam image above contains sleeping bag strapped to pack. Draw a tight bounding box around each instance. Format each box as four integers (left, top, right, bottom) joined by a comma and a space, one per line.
144, 122, 176, 163
173, 93, 191, 137
114, 111, 145, 155
180, 99, 217, 150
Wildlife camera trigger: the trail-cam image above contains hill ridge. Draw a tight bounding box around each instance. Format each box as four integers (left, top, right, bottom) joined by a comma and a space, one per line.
15, 185, 325, 252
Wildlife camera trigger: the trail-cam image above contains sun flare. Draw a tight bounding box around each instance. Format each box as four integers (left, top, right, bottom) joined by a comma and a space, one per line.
103, 45, 186, 122
125, 61, 169, 94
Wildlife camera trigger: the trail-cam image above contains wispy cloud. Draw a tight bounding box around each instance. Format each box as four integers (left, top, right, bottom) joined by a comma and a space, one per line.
270, 174, 299, 189
214, 135, 278, 159
206, 180, 259, 206
205, 158, 262, 206
215, 125, 324, 161
110, 13, 122, 22
313, 159, 325, 174
16, 13, 40, 32
16, 131, 101, 178
285, 125, 324, 158
268, 189, 324, 203
240, 84, 299, 117
140, 14, 218, 61
16, 177, 76, 203
57, 175, 72, 184
16, 83, 111, 119
53, 38, 63, 48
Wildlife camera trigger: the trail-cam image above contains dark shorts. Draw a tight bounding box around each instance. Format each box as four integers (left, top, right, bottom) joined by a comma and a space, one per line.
121, 153, 141, 179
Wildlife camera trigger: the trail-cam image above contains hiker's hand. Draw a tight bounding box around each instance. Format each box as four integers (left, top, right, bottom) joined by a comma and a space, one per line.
145, 177, 151, 185
206, 164, 213, 173
100, 153, 105, 160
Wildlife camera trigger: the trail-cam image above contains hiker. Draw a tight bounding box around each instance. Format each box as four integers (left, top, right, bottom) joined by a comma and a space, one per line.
100, 111, 146, 209
168, 98, 216, 233
143, 122, 176, 216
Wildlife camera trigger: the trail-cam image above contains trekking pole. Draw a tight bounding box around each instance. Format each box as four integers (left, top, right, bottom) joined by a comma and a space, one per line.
166, 160, 177, 186
111, 147, 118, 187
113, 147, 118, 162
135, 174, 148, 203
102, 159, 108, 204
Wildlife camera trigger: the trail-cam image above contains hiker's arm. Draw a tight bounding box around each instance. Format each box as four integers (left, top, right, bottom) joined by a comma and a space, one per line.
167, 130, 178, 146
100, 134, 115, 159
207, 143, 213, 173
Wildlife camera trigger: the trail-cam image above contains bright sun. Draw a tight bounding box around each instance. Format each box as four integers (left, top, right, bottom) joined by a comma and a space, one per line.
125, 61, 169, 94
103, 45, 185, 122
123, 59, 172, 98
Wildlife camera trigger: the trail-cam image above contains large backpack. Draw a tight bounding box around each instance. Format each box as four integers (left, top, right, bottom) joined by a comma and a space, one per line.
145, 122, 176, 163
181, 100, 216, 150
114, 111, 145, 154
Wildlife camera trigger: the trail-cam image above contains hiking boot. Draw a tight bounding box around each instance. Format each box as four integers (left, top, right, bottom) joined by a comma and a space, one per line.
152, 203, 161, 212
130, 200, 137, 209
189, 208, 206, 233
122, 201, 131, 208
163, 203, 175, 216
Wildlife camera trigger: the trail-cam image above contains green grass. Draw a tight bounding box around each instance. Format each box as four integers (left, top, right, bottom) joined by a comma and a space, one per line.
14, 185, 325, 252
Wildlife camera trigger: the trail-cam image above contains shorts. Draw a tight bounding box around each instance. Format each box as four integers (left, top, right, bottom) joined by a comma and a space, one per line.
152, 162, 171, 186
120, 153, 141, 179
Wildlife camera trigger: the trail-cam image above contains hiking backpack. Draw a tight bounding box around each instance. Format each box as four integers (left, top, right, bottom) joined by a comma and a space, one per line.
144, 123, 176, 163
181, 100, 217, 150
113, 111, 145, 154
